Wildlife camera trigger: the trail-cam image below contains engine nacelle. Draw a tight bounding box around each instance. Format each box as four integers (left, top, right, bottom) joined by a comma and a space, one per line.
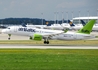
31, 34, 42, 41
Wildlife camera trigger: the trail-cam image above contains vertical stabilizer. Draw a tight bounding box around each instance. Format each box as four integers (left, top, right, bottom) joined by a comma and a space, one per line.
80, 20, 86, 26
46, 22, 51, 26
77, 19, 96, 34
68, 20, 75, 26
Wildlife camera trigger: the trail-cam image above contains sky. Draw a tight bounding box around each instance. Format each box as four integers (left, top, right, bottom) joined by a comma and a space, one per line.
0, 0, 98, 20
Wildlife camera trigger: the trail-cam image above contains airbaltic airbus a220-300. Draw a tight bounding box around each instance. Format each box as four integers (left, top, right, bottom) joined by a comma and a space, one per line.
2, 26, 65, 44
2, 19, 96, 44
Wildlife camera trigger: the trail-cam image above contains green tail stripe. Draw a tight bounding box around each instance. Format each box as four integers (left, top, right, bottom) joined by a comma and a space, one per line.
77, 19, 96, 34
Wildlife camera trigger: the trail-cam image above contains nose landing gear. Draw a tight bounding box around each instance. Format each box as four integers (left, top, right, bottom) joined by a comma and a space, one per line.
8, 34, 11, 40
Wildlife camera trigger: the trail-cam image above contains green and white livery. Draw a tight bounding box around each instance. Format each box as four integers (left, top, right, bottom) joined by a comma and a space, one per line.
2, 20, 96, 44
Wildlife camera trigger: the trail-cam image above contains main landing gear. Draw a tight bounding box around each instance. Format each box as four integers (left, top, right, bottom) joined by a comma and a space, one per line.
44, 38, 49, 44
8, 34, 11, 40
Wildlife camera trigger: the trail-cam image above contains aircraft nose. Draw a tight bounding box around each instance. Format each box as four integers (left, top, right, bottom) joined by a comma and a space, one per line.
2, 29, 6, 33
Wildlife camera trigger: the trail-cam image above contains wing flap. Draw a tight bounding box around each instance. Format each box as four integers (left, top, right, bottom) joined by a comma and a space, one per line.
41, 31, 64, 38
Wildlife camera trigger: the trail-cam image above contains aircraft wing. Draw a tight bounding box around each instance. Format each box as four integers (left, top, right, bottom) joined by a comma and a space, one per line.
41, 31, 64, 38
41, 29, 68, 38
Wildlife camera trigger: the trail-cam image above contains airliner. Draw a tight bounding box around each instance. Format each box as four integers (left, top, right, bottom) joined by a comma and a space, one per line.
2, 19, 96, 44
2, 26, 65, 44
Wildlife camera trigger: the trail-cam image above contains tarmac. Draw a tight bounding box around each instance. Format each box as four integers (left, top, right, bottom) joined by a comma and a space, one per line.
0, 45, 98, 49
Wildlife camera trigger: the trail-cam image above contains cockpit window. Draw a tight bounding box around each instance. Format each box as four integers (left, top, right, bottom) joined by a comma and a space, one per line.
7, 28, 10, 29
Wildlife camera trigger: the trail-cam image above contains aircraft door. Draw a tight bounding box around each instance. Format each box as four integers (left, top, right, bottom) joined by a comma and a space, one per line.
14, 26, 17, 32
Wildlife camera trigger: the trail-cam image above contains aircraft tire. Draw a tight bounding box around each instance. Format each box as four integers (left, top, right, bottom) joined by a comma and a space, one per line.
44, 41, 47, 44
46, 41, 49, 44
44, 41, 49, 44
8, 38, 10, 40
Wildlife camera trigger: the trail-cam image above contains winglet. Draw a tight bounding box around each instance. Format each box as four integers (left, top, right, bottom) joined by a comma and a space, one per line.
77, 19, 96, 34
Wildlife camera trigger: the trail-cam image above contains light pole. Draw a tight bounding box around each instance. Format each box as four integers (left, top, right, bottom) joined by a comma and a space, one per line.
57, 12, 59, 24
79, 10, 80, 24
54, 12, 56, 24
66, 11, 68, 23
87, 10, 89, 22
62, 12, 64, 23
97, 9, 98, 24
72, 11, 73, 19
41, 13, 43, 25
97, 9, 98, 16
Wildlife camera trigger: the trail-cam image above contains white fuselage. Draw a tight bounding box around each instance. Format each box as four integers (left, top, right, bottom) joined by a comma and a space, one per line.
51, 31, 95, 40
2, 26, 64, 37
2, 26, 95, 40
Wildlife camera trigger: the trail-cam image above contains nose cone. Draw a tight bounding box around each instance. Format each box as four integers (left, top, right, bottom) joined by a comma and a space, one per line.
2, 29, 6, 33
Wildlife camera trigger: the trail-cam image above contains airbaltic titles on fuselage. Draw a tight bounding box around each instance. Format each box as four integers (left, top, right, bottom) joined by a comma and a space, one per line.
18, 28, 35, 32
18, 27, 53, 33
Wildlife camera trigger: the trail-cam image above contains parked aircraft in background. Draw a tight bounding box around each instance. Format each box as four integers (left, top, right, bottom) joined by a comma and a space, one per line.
43, 23, 63, 30
2, 20, 96, 44
25, 24, 46, 29
67, 20, 83, 30
43, 22, 70, 30
25, 22, 70, 30
80, 20, 86, 26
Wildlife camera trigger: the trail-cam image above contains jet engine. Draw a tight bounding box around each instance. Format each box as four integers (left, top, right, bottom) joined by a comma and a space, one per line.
30, 34, 42, 41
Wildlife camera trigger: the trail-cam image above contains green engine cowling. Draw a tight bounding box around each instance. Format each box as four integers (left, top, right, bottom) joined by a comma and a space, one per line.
31, 34, 43, 41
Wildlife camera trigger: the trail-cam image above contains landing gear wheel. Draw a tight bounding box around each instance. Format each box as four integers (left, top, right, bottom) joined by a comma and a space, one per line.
8, 38, 10, 40
44, 41, 47, 44
29, 36, 32, 40
46, 41, 49, 44
44, 38, 49, 44
44, 40, 49, 44
8, 34, 11, 40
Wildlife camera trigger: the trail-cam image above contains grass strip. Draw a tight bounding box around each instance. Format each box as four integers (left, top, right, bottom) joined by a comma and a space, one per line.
0, 49, 98, 70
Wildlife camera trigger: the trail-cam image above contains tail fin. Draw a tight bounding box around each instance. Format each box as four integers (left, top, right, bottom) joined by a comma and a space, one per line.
46, 22, 51, 26
80, 20, 86, 26
21, 23, 27, 27
68, 20, 75, 26
77, 19, 96, 34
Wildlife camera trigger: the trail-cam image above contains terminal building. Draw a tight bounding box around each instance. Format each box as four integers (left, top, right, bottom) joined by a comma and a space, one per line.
72, 16, 98, 24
